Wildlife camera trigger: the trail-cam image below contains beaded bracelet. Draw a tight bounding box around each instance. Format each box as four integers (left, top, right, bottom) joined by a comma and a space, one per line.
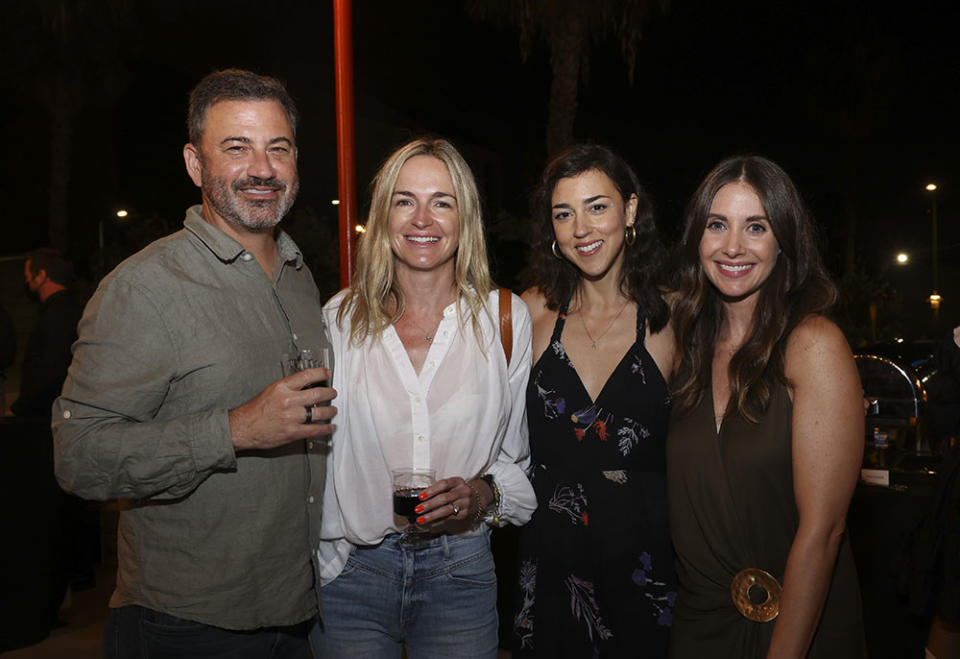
466, 481, 485, 527
480, 473, 502, 526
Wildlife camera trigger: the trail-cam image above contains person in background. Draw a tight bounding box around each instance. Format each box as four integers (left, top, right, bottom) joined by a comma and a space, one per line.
927, 326, 960, 449
667, 155, 866, 657
10, 248, 89, 623
512, 144, 677, 657
903, 325, 960, 659
53, 69, 335, 658
312, 137, 535, 658
10, 248, 84, 417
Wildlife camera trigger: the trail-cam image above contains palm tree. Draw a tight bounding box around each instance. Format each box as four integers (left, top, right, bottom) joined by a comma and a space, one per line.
798, 24, 900, 276
468, 0, 669, 156
795, 20, 900, 343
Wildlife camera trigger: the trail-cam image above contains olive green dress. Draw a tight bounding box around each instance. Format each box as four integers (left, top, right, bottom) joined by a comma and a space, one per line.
666, 381, 866, 657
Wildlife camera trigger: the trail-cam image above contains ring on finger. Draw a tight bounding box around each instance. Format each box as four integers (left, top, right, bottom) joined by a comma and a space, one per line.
304, 406, 313, 424
451, 503, 461, 516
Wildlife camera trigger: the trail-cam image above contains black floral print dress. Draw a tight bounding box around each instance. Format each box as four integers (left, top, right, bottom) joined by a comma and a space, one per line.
513, 302, 676, 658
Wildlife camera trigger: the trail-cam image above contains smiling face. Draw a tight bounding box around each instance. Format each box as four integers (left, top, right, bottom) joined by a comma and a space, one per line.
699, 181, 779, 305
184, 99, 299, 233
388, 155, 460, 278
551, 169, 638, 282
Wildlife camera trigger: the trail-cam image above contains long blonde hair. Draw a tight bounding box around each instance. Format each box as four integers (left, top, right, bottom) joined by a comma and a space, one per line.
338, 137, 494, 347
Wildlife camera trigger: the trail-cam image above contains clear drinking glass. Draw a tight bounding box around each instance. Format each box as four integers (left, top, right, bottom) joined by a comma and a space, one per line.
281, 348, 329, 380
280, 348, 331, 421
391, 468, 435, 532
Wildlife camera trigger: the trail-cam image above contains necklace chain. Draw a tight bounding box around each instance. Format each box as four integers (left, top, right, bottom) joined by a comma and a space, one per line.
578, 299, 630, 349
402, 311, 440, 343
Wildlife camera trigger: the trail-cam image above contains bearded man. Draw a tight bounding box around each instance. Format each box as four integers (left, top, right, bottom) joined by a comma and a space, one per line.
53, 69, 335, 658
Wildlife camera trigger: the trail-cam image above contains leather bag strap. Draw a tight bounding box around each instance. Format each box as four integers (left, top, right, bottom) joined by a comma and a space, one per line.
498, 287, 513, 366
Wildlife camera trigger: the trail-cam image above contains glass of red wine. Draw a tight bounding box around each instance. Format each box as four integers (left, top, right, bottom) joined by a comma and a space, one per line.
281, 348, 330, 423
391, 468, 435, 532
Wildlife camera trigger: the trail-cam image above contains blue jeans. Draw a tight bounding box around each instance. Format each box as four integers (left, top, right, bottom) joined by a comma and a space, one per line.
309, 532, 498, 658
103, 605, 310, 659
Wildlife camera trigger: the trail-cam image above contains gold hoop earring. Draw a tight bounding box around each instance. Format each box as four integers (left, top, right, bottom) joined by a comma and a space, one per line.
625, 224, 637, 246
551, 240, 563, 259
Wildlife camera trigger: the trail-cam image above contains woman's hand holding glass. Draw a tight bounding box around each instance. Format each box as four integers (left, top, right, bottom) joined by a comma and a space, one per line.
410, 476, 493, 534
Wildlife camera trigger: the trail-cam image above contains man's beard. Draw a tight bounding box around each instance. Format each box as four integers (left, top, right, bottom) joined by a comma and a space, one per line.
24, 280, 40, 303
201, 169, 299, 233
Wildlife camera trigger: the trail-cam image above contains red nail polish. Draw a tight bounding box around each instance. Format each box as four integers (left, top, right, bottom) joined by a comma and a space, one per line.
414, 505, 423, 514
418, 492, 428, 501
416, 517, 426, 525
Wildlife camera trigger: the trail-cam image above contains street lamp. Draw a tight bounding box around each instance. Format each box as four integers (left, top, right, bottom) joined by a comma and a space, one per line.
100, 209, 130, 250
895, 252, 909, 265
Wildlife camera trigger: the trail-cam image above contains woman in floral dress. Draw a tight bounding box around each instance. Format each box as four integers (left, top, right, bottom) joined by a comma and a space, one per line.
513, 144, 676, 658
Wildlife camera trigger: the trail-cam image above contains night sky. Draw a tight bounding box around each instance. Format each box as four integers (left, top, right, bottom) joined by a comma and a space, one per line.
2, 0, 958, 339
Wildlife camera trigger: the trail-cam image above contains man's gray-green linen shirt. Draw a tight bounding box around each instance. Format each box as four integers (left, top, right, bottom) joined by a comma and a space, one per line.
53, 206, 329, 630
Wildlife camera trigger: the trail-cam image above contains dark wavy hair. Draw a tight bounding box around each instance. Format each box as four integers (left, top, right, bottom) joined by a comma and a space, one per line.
525, 144, 668, 332
670, 155, 838, 421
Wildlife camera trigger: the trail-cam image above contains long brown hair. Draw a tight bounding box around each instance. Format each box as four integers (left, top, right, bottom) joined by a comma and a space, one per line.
525, 144, 668, 332
671, 155, 837, 421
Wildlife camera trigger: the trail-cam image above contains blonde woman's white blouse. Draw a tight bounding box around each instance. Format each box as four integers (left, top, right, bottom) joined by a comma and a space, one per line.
317, 289, 536, 584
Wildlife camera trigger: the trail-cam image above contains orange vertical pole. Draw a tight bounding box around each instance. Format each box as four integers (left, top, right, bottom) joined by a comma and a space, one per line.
333, 0, 357, 287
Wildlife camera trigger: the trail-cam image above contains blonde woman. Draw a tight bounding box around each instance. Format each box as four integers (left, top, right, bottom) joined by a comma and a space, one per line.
310, 137, 536, 658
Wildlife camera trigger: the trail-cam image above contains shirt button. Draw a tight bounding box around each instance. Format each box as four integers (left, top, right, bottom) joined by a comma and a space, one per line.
62, 410, 72, 419
308, 495, 315, 504
292, 333, 299, 341
307, 441, 314, 450
442, 330, 448, 336
415, 395, 422, 404
241, 253, 254, 262
428, 360, 435, 367
417, 434, 425, 442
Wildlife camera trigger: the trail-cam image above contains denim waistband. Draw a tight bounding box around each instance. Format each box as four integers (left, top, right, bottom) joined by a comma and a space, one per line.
392, 532, 443, 550
362, 530, 488, 553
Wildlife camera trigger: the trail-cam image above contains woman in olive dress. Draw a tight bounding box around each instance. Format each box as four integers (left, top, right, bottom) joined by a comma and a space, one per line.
667, 155, 866, 657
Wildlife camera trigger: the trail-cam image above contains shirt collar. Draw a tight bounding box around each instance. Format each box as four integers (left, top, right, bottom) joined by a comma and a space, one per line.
275, 228, 304, 269
183, 205, 304, 269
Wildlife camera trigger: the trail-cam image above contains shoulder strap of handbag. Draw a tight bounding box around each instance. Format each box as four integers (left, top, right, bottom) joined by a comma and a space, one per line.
498, 287, 513, 366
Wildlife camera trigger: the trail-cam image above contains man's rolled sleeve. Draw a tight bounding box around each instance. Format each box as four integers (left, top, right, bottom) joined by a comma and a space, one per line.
53, 275, 236, 502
